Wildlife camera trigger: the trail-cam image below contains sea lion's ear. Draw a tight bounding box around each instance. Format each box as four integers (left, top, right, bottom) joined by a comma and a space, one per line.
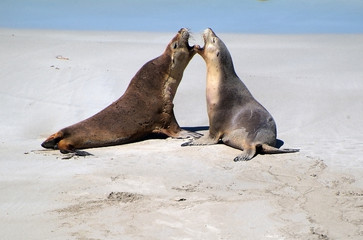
212, 37, 216, 43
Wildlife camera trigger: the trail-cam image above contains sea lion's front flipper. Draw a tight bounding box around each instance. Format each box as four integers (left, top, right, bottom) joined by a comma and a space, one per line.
174, 129, 203, 139
181, 132, 219, 146
156, 127, 202, 139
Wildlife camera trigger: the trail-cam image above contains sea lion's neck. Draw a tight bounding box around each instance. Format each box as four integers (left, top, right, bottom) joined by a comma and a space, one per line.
205, 63, 223, 114
205, 60, 254, 115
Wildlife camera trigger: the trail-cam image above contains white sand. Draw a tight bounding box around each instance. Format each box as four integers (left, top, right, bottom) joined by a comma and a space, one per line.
1, 29, 363, 239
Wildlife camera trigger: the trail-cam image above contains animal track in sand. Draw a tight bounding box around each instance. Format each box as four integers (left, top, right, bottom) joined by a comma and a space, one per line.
107, 192, 143, 203
336, 191, 363, 197
56, 191, 145, 216
172, 184, 199, 193
310, 227, 329, 240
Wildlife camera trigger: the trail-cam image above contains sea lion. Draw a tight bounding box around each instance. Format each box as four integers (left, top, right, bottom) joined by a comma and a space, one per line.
42, 28, 198, 153
182, 28, 299, 161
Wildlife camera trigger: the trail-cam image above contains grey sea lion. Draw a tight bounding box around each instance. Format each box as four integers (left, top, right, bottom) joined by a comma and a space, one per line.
182, 28, 299, 161
42, 28, 198, 153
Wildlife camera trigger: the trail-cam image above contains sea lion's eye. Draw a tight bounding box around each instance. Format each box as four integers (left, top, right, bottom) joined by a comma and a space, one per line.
173, 42, 178, 49
216, 51, 220, 57
212, 38, 216, 43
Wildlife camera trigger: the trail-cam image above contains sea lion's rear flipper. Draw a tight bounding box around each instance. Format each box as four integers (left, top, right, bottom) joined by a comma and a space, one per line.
260, 144, 300, 154
41, 131, 64, 149
233, 146, 257, 162
41, 131, 76, 154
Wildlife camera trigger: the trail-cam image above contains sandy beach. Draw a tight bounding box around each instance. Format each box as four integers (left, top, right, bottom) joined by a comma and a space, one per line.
1, 29, 363, 239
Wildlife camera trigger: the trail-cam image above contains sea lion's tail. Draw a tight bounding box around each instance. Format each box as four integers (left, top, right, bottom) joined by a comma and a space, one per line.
261, 144, 300, 154
41, 131, 64, 149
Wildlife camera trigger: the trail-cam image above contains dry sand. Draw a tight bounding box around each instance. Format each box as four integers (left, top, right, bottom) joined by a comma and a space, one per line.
0, 29, 362, 239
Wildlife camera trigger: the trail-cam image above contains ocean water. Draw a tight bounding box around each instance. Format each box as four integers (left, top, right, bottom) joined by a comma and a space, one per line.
0, 0, 362, 33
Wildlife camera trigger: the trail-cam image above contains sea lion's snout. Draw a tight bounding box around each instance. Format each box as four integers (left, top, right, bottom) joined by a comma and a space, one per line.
179, 28, 189, 40
178, 28, 195, 51
195, 28, 211, 54
203, 28, 216, 36
196, 28, 220, 55
203, 28, 218, 44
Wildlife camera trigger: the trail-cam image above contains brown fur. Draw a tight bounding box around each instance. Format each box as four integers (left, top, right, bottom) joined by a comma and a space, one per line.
42, 28, 197, 153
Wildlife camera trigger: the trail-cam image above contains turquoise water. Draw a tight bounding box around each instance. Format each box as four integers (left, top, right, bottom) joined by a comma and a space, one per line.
0, 0, 362, 33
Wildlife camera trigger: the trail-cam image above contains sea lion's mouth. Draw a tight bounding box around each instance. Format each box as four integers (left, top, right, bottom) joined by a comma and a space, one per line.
187, 43, 194, 51
186, 39, 194, 51
194, 33, 206, 53
180, 28, 194, 51
179, 28, 194, 51
194, 45, 204, 52
195, 28, 217, 53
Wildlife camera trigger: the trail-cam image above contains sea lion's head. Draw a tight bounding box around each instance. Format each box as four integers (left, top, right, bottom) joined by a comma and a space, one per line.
195, 28, 233, 68
167, 28, 196, 73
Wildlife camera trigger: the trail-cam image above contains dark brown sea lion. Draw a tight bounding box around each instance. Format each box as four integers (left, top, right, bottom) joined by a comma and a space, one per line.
182, 28, 299, 161
42, 28, 198, 153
